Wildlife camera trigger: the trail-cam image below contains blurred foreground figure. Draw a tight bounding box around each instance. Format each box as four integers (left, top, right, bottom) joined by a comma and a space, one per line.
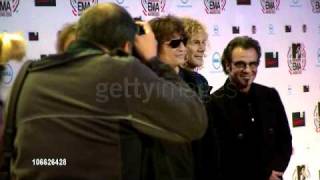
0, 32, 26, 64
56, 23, 77, 53
0, 3, 207, 180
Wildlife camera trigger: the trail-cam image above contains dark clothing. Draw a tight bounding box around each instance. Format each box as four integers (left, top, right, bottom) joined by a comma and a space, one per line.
142, 68, 211, 180
203, 79, 292, 180
179, 68, 211, 102
0, 40, 208, 180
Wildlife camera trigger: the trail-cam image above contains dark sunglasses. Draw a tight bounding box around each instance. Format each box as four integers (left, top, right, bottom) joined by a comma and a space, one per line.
168, 38, 188, 48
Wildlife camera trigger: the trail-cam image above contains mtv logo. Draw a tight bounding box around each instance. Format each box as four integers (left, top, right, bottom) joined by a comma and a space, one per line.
28, 32, 39, 41
232, 26, 240, 34
265, 52, 279, 68
302, 24, 307, 33
251, 25, 256, 34
237, 0, 251, 5
35, 0, 56, 6
285, 25, 291, 32
303, 85, 309, 92
292, 112, 305, 127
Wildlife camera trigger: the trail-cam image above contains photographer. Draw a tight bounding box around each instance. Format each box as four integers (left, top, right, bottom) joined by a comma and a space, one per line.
0, 3, 207, 180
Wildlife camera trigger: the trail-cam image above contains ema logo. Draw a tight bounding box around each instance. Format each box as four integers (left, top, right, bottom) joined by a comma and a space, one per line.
141, 0, 166, 16
292, 111, 305, 127
211, 52, 222, 73
2, 64, 14, 85
70, 0, 98, 16
0, 0, 19, 17
287, 43, 306, 74
260, 0, 280, 14
314, 102, 320, 132
265, 52, 279, 68
204, 0, 226, 14
311, 0, 320, 13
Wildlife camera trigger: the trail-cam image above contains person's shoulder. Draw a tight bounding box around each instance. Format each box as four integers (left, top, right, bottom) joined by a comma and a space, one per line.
252, 83, 279, 98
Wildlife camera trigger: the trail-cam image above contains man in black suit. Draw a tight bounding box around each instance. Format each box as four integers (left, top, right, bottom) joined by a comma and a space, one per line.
203, 36, 292, 180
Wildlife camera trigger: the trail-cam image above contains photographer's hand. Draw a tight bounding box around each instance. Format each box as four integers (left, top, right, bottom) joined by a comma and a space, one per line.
134, 22, 157, 62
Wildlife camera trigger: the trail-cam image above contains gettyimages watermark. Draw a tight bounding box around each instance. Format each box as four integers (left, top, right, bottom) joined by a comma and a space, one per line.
95, 77, 197, 103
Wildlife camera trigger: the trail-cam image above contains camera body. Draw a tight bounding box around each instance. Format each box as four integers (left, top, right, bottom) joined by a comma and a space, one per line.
133, 17, 145, 35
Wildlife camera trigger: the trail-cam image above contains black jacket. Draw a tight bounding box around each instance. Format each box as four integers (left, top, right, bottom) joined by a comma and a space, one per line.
0, 40, 208, 180
203, 79, 292, 180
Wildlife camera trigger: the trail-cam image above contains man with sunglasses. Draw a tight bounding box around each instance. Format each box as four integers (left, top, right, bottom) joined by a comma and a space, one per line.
148, 15, 209, 180
203, 36, 292, 180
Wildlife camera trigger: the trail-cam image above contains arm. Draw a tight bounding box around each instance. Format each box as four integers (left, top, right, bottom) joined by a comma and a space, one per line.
269, 88, 292, 173
126, 59, 208, 143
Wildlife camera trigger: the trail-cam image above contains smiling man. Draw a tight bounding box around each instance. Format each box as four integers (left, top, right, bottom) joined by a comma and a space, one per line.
202, 36, 292, 180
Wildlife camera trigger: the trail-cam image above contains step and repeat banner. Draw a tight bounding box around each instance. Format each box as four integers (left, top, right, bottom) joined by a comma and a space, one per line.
1, 0, 320, 179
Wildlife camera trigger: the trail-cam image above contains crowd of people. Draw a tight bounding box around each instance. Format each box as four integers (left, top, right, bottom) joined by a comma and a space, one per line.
0, 2, 292, 180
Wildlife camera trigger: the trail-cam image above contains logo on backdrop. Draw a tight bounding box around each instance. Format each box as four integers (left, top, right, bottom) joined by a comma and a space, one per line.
317, 48, 320, 66
303, 85, 309, 92
232, 26, 240, 34
260, 0, 280, 14
268, 24, 275, 34
28, 32, 39, 41
292, 165, 311, 180
311, 0, 320, 13
115, 0, 125, 4
251, 25, 257, 34
290, 0, 302, 7
0, 0, 19, 17
211, 52, 222, 73
287, 43, 306, 74
237, 0, 251, 5
265, 52, 279, 68
35, 0, 56, 6
176, 0, 192, 8
285, 25, 292, 33
314, 102, 320, 132
204, 0, 226, 14
292, 111, 305, 127
302, 24, 307, 33
70, 0, 98, 16
141, 0, 166, 16
212, 25, 220, 36
1, 64, 13, 85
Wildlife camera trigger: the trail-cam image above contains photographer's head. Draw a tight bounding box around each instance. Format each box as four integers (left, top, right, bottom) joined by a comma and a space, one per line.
77, 3, 137, 53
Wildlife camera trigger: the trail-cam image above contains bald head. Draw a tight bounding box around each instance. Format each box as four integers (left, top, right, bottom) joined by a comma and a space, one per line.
77, 3, 137, 51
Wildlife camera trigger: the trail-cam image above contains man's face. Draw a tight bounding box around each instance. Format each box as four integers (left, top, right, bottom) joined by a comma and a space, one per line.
159, 34, 187, 69
226, 47, 258, 92
185, 31, 207, 68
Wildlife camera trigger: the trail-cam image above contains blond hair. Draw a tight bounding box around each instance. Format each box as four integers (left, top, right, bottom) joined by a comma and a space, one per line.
0, 32, 26, 64
181, 17, 208, 41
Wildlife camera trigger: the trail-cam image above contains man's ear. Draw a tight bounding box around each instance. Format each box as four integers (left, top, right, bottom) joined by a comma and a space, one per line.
122, 41, 132, 54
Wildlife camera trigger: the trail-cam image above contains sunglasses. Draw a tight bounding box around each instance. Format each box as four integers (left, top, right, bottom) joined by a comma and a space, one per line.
168, 38, 188, 48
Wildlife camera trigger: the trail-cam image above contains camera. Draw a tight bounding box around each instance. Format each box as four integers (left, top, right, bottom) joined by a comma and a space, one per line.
133, 17, 145, 35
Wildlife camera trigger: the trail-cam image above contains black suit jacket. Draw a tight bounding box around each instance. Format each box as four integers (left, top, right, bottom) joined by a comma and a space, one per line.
203, 79, 292, 180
